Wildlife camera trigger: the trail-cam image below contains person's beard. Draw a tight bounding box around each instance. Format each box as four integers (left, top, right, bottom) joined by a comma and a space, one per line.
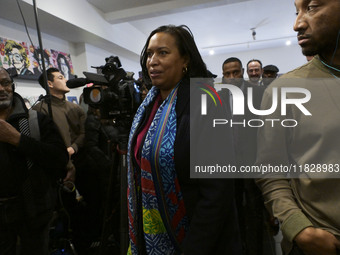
301, 47, 318, 57
249, 76, 260, 83
301, 38, 334, 57
0, 92, 12, 110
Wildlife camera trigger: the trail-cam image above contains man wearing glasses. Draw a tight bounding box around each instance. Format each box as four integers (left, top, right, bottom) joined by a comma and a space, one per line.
0, 67, 68, 254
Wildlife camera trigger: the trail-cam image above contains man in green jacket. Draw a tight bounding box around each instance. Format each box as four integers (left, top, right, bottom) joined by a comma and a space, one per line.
256, 0, 340, 254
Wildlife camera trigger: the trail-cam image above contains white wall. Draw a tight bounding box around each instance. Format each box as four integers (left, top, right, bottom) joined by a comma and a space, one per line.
83, 43, 141, 78
23, 0, 145, 56
2, 16, 308, 103
203, 43, 308, 79
0, 18, 141, 103
0, 17, 81, 100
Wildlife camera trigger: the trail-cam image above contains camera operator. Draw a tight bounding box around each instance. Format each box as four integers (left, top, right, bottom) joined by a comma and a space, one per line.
84, 105, 119, 207
64, 56, 141, 252
73, 99, 120, 252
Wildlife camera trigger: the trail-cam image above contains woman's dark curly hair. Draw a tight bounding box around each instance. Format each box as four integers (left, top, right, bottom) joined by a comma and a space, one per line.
140, 25, 210, 84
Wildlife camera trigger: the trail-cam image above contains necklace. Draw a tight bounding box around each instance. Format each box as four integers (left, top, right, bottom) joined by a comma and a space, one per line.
320, 60, 340, 80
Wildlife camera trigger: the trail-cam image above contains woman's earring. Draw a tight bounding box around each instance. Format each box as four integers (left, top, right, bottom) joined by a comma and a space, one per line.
183, 66, 188, 74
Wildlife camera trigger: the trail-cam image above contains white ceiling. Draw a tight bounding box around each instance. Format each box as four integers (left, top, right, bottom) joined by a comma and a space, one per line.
0, 0, 298, 62
87, 0, 172, 13
87, 0, 298, 56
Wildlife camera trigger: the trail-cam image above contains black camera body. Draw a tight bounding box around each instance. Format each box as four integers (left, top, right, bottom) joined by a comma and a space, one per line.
83, 56, 141, 119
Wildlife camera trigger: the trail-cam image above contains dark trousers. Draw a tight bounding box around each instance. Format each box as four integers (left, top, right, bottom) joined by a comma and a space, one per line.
0, 198, 53, 255
236, 179, 275, 255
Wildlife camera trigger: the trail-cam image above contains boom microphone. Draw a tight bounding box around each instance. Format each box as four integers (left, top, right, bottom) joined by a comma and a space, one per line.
66, 78, 90, 88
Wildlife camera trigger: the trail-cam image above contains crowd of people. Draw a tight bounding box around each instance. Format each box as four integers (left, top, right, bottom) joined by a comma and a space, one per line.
0, 0, 339, 254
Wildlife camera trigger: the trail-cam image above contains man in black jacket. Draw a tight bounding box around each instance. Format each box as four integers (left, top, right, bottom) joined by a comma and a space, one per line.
221, 58, 273, 255
0, 67, 68, 254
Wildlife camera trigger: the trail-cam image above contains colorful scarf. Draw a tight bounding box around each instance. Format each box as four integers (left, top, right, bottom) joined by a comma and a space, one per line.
127, 84, 188, 255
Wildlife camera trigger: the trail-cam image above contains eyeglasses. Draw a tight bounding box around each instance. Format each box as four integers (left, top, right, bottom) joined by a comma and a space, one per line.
0, 80, 13, 88
9, 53, 23, 61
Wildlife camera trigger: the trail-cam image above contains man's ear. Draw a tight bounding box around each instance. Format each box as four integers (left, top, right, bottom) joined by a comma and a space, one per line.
241, 68, 244, 76
47, 80, 53, 88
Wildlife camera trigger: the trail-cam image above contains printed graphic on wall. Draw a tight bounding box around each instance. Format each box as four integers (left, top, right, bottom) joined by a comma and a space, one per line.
0, 36, 75, 80
29, 46, 53, 77
67, 96, 78, 104
51, 50, 75, 80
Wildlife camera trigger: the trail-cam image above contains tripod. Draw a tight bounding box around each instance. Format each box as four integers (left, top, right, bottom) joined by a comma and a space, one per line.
49, 182, 78, 255
96, 129, 129, 255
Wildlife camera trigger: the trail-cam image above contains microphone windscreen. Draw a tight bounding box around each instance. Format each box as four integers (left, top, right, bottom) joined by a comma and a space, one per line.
66, 78, 89, 88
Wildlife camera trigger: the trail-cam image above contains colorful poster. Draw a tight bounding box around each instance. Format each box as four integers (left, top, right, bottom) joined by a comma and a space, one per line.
29, 46, 53, 77
67, 96, 78, 104
0, 36, 75, 80
0, 37, 33, 78
51, 50, 75, 80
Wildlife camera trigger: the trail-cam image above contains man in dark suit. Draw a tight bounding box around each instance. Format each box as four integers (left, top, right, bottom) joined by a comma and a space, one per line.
221, 57, 264, 165
221, 58, 274, 255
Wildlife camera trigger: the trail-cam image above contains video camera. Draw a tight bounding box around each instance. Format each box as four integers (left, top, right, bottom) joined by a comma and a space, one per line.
82, 56, 141, 119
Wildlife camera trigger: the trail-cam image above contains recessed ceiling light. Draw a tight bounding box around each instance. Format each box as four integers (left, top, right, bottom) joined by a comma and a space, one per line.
209, 50, 215, 55
286, 40, 292, 46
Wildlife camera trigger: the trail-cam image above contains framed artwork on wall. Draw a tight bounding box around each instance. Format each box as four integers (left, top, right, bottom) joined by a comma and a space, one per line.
67, 96, 78, 104
0, 36, 75, 80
